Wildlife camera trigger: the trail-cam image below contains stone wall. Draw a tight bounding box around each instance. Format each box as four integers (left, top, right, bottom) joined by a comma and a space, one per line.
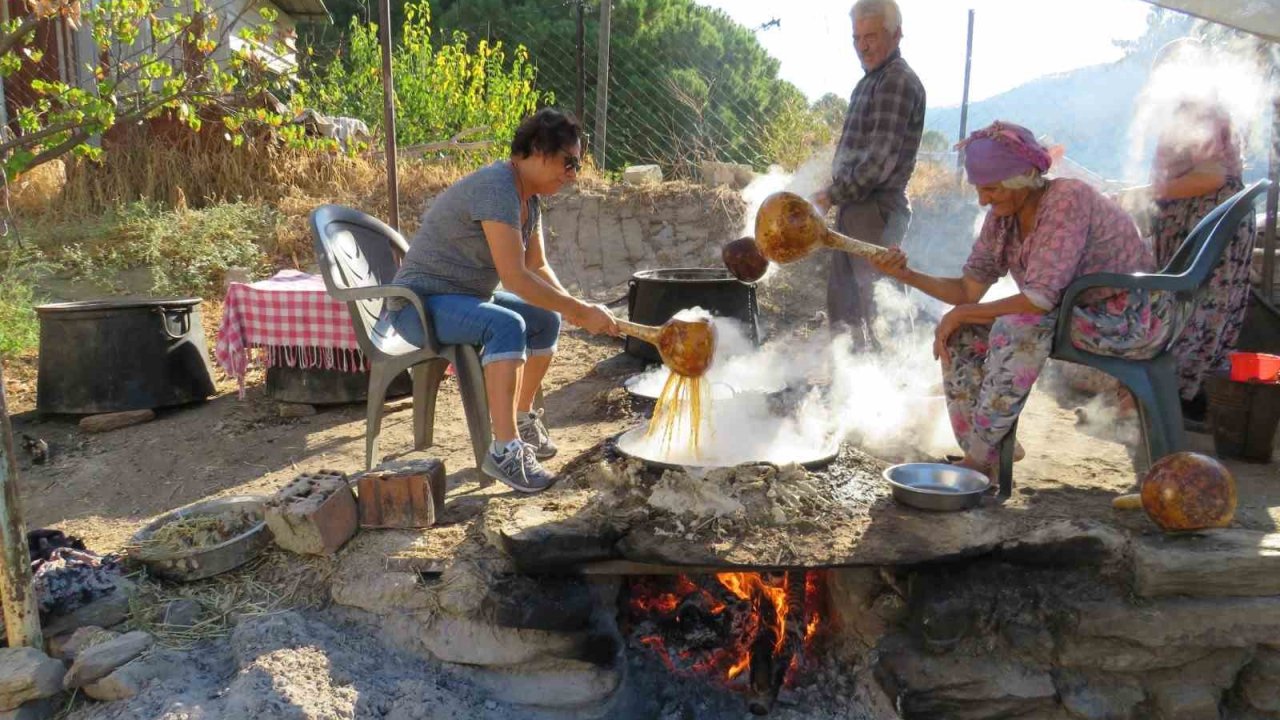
539, 181, 746, 301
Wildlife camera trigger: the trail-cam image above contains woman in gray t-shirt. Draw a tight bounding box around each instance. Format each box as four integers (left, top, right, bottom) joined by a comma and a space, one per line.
385, 109, 618, 493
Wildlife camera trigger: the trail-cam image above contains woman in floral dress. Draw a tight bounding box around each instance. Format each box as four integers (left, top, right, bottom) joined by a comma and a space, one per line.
1147, 97, 1255, 421
871, 121, 1175, 478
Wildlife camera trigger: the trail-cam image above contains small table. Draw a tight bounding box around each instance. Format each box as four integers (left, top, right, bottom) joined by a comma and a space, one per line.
214, 270, 370, 401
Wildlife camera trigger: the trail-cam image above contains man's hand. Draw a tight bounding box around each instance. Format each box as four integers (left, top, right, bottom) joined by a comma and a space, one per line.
871, 247, 910, 280
570, 303, 620, 336
811, 189, 833, 214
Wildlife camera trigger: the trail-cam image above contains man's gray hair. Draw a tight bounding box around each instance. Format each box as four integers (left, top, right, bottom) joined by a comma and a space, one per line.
850, 0, 902, 33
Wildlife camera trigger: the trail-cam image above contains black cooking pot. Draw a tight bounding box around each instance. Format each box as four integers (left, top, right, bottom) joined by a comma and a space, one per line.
625, 268, 759, 363
36, 298, 216, 414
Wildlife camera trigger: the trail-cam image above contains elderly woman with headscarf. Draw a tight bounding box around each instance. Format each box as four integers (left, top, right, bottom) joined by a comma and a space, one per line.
1137, 39, 1256, 423
870, 121, 1176, 477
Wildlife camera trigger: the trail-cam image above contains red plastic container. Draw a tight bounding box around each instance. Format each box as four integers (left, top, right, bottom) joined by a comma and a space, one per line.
1229, 352, 1280, 383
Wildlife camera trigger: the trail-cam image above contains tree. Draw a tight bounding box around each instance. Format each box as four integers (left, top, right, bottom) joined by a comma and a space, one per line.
919, 129, 949, 153
296, 1, 546, 160
812, 92, 846, 134
0, 0, 290, 177
424, 0, 812, 173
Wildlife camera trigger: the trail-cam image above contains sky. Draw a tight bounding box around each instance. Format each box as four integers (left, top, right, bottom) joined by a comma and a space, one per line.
694, 0, 1154, 108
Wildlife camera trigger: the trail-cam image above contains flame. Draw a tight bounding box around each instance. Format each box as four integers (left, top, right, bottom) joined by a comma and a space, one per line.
627, 571, 826, 691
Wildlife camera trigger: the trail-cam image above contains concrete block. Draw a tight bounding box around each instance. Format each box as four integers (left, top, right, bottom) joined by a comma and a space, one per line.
621, 164, 662, 185
265, 470, 358, 555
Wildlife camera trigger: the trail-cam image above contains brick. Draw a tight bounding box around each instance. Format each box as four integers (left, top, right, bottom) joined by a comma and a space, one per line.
265, 470, 358, 555
353, 459, 445, 529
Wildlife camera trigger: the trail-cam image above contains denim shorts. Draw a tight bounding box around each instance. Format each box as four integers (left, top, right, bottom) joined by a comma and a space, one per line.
386, 289, 560, 366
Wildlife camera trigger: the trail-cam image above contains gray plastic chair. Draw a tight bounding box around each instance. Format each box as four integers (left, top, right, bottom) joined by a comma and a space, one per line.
995, 179, 1271, 496
310, 204, 492, 470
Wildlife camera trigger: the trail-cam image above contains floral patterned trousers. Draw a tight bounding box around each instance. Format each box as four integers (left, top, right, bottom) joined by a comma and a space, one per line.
943, 290, 1175, 470
1151, 178, 1256, 401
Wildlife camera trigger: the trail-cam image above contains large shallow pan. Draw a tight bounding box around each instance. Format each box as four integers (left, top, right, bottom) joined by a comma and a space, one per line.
613, 425, 839, 471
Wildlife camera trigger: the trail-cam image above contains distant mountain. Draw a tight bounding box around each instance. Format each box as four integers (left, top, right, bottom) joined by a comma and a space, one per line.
924, 44, 1270, 184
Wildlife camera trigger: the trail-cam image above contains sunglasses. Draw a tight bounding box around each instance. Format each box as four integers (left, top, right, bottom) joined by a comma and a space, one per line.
563, 153, 582, 173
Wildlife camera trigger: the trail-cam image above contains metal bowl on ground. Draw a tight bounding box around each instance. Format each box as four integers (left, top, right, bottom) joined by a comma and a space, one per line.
883, 463, 990, 512
129, 496, 271, 582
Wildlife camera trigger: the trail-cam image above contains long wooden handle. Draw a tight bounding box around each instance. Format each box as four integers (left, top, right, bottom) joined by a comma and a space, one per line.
615, 319, 661, 345
824, 229, 890, 260
1112, 493, 1143, 511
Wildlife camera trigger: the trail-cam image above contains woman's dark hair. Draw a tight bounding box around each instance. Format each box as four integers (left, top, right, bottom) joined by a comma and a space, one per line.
510, 108, 581, 158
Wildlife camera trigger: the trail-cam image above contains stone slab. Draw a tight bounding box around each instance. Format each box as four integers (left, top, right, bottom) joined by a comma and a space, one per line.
63, 631, 152, 688
0, 649, 63, 711
1072, 596, 1280, 649
1134, 529, 1280, 598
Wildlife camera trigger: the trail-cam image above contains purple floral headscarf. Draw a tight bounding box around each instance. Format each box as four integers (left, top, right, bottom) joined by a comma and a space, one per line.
957, 121, 1054, 185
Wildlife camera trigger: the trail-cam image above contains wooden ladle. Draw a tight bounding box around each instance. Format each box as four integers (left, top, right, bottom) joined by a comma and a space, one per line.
615, 317, 716, 378
722, 191, 890, 283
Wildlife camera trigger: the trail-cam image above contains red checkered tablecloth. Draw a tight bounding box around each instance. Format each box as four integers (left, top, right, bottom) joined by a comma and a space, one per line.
214, 269, 366, 395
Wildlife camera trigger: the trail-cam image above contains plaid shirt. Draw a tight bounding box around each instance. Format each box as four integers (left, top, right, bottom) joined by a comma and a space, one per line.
830, 50, 926, 206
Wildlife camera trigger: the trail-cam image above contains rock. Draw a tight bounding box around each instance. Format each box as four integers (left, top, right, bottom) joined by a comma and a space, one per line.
1238, 646, 1280, 713
266, 470, 358, 554
876, 639, 1057, 719
1134, 530, 1280, 598
1053, 669, 1145, 720
1071, 596, 1280, 649
63, 631, 152, 688
78, 409, 155, 433
42, 582, 134, 638
49, 626, 118, 662
277, 403, 316, 418
996, 519, 1129, 568
1057, 637, 1216, 673
0, 648, 64, 711
81, 651, 177, 701
0, 698, 56, 720
698, 161, 754, 189
1141, 648, 1252, 720
414, 613, 589, 667
158, 599, 202, 629
827, 568, 891, 646
461, 656, 621, 709
483, 491, 622, 570
621, 165, 662, 185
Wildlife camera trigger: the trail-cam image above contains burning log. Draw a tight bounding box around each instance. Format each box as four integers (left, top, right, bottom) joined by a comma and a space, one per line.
748, 571, 807, 715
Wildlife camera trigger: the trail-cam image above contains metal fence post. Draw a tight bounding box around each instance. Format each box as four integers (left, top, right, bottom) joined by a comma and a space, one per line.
593, 0, 611, 170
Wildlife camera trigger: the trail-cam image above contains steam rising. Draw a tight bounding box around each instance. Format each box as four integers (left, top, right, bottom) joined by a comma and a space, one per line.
621, 289, 960, 468
1125, 37, 1272, 184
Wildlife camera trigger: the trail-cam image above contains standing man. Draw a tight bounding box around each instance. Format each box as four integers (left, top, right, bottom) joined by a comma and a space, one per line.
815, 0, 925, 349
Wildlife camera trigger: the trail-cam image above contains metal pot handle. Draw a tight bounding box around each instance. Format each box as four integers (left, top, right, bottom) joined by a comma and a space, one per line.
156, 306, 191, 340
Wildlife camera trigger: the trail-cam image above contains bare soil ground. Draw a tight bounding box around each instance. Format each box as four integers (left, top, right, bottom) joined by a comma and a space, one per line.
8, 327, 1277, 555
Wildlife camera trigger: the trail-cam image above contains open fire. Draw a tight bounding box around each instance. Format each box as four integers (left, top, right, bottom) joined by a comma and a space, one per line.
624, 571, 827, 714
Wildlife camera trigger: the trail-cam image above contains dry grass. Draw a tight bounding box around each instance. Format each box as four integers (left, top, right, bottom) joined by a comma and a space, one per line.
127, 548, 338, 650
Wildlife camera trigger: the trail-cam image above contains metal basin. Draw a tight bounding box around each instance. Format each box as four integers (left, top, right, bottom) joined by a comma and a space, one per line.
883, 463, 990, 512
128, 496, 271, 582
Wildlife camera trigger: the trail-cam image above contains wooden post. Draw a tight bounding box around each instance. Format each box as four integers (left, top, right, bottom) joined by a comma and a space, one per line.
0, 369, 42, 649
575, 0, 586, 124
593, 0, 611, 170
956, 9, 975, 173
378, 0, 400, 231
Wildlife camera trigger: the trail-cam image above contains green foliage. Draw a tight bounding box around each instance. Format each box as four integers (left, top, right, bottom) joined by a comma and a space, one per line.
920, 129, 950, 153
296, 0, 547, 162
0, 0, 294, 177
427, 0, 812, 172
40, 202, 275, 298
762, 91, 833, 172
0, 244, 44, 356
812, 93, 846, 134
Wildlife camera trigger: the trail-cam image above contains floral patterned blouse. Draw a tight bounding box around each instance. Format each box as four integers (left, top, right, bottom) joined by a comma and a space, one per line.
963, 178, 1155, 310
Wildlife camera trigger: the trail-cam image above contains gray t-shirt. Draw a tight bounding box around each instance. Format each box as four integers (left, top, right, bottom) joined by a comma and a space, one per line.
393, 161, 540, 298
